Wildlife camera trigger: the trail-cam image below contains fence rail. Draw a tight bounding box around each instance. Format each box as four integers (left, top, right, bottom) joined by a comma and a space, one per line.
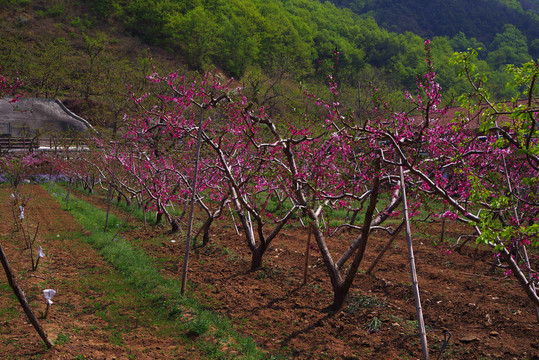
0, 136, 88, 151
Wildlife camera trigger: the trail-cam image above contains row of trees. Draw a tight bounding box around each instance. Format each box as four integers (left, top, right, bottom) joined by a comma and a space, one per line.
1, 46, 537, 360
49, 44, 538, 315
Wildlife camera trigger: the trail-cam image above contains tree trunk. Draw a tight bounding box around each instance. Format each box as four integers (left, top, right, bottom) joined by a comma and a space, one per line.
89, 175, 95, 193
201, 217, 214, 247
250, 244, 267, 272
349, 209, 359, 227
329, 285, 348, 312
170, 218, 180, 233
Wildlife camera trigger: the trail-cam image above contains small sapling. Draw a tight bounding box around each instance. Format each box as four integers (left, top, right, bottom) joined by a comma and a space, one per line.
43, 289, 56, 319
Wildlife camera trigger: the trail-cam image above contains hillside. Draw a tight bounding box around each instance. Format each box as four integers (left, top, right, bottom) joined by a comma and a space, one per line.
0, 0, 187, 131
0, 0, 536, 133
326, 0, 539, 56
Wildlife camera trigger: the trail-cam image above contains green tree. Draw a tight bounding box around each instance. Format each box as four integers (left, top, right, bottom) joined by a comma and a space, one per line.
166, 6, 218, 71
450, 31, 485, 53
387, 32, 424, 88
28, 37, 73, 98
123, 0, 182, 43
486, 24, 531, 69
79, 32, 108, 100
255, 1, 314, 76
213, 0, 262, 77
530, 38, 539, 60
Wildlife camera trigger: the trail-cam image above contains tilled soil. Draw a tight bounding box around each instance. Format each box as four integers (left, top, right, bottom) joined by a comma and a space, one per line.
0, 185, 192, 359
1, 184, 538, 359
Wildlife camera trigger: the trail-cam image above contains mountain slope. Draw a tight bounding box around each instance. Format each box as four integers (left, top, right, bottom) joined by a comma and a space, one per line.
326, 0, 539, 46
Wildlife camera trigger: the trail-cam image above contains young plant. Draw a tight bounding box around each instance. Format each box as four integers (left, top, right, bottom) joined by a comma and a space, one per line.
34, 246, 45, 271
42, 289, 56, 319
9, 190, 44, 270
9, 190, 30, 236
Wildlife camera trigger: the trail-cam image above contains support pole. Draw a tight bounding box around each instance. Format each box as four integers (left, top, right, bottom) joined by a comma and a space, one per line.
303, 224, 313, 285
400, 166, 429, 360
0, 242, 53, 348
366, 221, 404, 275
228, 204, 240, 235
104, 181, 112, 232
181, 110, 204, 296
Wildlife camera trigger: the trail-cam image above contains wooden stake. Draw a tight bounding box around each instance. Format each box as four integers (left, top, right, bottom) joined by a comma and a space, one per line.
181, 110, 204, 296
303, 224, 313, 285
439, 203, 447, 243
228, 204, 240, 235
0, 242, 53, 348
104, 181, 112, 232
399, 166, 429, 360
366, 221, 404, 275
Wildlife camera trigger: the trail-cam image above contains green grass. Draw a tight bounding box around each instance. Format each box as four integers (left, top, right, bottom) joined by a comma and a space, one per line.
55, 331, 70, 345
0, 305, 19, 321
366, 317, 382, 333
74, 182, 186, 226
345, 294, 385, 314
46, 184, 272, 360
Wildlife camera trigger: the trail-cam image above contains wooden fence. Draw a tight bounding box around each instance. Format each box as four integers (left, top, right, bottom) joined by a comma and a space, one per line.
0, 136, 87, 151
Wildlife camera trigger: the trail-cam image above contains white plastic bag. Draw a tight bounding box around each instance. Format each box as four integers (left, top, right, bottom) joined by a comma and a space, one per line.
43, 289, 56, 305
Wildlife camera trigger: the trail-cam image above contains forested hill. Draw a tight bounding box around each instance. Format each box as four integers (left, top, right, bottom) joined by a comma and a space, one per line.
1, 0, 537, 130
94, 0, 537, 98
95, 0, 538, 83
326, 0, 539, 46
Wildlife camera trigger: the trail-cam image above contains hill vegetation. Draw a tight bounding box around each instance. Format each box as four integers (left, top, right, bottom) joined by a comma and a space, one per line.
0, 0, 536, 132
326, 0, 539, 50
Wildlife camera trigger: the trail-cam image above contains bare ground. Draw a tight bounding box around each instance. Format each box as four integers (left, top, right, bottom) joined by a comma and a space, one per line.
1, 184, 538, 359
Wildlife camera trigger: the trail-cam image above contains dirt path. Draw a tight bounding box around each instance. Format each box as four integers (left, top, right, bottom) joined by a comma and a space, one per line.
0, 185, 192, 359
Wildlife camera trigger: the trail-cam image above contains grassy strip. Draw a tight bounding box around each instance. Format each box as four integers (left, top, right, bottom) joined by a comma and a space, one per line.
47, 183, 271, 360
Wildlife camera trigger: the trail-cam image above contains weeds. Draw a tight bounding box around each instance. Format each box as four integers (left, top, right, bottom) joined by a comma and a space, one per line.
367, 317, 382, 333
187, 310, 212, 336
55, 331, 70, 345
256, 268, 282, 280
346, 294, 385, 313
47, 184, 268, 359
